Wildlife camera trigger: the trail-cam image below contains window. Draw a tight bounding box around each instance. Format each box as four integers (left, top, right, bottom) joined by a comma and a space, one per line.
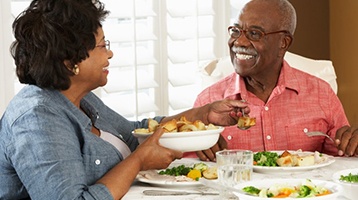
1, 0, 240, 119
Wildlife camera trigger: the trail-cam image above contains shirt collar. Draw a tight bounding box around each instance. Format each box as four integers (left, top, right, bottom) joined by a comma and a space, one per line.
223, 60, 300, 100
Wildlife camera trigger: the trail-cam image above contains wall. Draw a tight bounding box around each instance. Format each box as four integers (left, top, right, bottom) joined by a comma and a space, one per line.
289, 0, 330, 60
330, 0, 358, 125
287, 0, 358, 125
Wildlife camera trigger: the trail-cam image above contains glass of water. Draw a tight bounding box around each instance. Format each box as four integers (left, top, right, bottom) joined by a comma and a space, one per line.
216, 149, 253, 199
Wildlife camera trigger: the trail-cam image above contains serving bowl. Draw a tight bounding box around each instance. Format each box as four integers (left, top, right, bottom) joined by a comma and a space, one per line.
332, 168, 358, 200
233, 178, 342, 200
133, 126, 224, 152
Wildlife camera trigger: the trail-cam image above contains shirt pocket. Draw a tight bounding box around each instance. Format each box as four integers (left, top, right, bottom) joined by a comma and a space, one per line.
282, 120, 329, 152
82, 154, 119, 184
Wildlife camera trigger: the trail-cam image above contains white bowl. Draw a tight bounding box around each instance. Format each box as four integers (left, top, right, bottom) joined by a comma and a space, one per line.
132, 126, 224, 152
233, 178, 342, 200
332, 168, 358, 200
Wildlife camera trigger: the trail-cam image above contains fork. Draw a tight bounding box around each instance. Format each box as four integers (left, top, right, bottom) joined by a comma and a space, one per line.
305, 131, 335, 143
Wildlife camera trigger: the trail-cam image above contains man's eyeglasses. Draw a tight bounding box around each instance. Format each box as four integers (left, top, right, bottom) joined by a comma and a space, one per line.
96, 40, 110, 50
228, 26, 290, 41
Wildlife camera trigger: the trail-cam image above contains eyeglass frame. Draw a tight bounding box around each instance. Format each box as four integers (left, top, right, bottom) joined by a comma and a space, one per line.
228, 26, 291, 41
95, 40, 110, 50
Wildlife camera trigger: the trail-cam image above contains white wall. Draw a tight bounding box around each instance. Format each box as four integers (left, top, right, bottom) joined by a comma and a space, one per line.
0, 0, 15, 115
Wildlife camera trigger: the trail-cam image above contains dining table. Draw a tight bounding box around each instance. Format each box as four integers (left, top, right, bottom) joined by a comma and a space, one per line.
122, 156, 358, 200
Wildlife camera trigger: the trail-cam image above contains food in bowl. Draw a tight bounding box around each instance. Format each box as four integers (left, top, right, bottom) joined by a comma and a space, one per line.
133, 116, 218, 133
332, 168, 358, 200
132, 116, 223, 152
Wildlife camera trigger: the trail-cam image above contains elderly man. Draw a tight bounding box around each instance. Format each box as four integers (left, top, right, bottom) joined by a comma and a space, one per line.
184, 0, 356, 161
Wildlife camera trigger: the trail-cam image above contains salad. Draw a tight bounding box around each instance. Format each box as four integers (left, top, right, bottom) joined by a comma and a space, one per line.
339, 173, 358, 183
242, 179, 332, 198
158, 162, 214, 181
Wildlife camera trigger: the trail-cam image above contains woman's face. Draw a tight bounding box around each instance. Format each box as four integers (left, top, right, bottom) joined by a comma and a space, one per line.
74, 27, 113, 91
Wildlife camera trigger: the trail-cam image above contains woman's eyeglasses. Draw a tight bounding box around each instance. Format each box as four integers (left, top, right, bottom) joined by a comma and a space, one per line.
228, 26, 290, 41
96, 40, 110, 50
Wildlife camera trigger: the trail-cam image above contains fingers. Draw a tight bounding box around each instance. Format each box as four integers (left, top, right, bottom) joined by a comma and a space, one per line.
336, 126, 358, 156
345, 130, 358, 156
196, 151, 210, 161
335, 125, 350, 143
148, 127, 165, 142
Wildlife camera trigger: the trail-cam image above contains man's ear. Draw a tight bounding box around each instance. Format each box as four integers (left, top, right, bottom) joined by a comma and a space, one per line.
281, 34, 294, 50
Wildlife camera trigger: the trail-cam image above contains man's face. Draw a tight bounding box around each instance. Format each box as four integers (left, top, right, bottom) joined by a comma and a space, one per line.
228, 1, 285, 77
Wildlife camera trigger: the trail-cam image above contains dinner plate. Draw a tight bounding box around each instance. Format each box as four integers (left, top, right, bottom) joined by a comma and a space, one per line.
136, 162, 215, 188
233, 178, 343, 200
253, 151, 335, 174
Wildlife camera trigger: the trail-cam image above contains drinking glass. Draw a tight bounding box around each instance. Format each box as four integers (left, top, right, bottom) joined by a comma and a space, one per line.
216, 149, 253, 199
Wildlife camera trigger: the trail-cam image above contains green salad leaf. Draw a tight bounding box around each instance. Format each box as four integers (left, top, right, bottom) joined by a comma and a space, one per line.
340, 173, 358, 183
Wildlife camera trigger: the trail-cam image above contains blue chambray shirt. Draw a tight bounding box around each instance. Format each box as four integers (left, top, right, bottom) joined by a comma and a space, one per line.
0, 85, 164, 199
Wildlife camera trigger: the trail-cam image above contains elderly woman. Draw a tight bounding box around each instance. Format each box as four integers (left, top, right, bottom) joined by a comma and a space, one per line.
0, 0, 249, 199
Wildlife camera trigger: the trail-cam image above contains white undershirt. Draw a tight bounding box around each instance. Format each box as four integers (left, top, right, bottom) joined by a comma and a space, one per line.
100, 130, 131, 159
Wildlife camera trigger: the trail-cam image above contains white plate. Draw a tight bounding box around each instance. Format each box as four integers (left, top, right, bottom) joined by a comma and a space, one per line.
133, 126, 224, 152
253, 151, 335, 174
233, 178, 342, 200
136, 162, 215, 188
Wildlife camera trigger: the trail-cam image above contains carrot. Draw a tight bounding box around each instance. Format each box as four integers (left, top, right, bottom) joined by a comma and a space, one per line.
316, 190, 331, 196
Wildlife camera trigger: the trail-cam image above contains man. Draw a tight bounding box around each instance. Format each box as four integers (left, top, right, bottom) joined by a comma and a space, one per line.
184, 0, 355, 161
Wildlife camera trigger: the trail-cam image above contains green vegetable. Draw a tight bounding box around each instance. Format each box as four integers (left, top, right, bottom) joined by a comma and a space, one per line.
253, 151, 279, 166
193, 162, 208, 172
242, 186, 260, 195
298, 185, 312, 197
339, 173, 358, 183
158, 165, 192, 176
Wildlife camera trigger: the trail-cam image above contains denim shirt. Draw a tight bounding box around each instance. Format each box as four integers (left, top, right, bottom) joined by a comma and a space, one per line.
0, 85, 164, 200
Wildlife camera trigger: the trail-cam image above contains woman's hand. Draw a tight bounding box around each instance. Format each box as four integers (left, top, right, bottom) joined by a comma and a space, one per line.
134, 127, 183, 171
336, 125, 358, 156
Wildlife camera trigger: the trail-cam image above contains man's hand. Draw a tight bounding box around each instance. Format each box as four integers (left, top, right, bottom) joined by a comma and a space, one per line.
335, 125, 358, 156
195, 135, 227, 161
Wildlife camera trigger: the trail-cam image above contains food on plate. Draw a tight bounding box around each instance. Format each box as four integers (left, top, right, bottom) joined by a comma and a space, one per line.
339, 173, 358, 183
202, 166, 218, 179
237, 115, 256, 129
254, 150, 328, 167
157, 162, 217, 181
133, 116, 218, 133
242, 179, 332, 198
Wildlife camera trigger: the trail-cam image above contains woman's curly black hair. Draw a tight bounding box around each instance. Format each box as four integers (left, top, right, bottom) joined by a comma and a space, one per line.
11, 0, 109, 90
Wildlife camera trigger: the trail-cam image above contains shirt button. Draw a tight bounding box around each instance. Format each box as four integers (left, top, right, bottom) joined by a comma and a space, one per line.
303, 128, 308, 133
264, 106, 269, 111
227, 135, 232, 140
266, 135, 271, 140
95, 159, 101, 165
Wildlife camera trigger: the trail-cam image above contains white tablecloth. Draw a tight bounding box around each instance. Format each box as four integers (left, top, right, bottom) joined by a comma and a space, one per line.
123, 157, 358, 200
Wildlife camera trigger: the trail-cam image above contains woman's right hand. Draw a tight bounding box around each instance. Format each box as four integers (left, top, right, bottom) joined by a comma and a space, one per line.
134, 127, 183, 171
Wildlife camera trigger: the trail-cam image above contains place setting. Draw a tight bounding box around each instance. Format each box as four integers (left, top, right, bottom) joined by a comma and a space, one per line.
127, 116, 356, 200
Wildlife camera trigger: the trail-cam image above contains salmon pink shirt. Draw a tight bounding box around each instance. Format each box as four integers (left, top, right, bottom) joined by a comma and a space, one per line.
185, 61, 349, 157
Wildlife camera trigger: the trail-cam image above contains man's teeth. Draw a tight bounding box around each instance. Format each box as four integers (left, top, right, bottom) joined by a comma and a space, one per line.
103, 67, 109, 71
236, 53, 254, 60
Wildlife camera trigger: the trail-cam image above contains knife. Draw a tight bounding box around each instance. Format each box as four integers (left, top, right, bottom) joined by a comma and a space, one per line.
143, 189, 219, 196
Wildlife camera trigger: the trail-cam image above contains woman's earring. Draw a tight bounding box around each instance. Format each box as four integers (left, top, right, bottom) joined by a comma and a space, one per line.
73, 65, 79, 75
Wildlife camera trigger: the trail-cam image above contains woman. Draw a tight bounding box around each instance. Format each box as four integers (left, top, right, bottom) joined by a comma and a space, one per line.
0, 0, 249, 199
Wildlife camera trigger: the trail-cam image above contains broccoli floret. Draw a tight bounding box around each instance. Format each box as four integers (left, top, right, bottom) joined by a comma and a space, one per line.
298, 185, 312, 197
193, 162, 208, 172
254, 152, 279, 166
243, 186, 260, 195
